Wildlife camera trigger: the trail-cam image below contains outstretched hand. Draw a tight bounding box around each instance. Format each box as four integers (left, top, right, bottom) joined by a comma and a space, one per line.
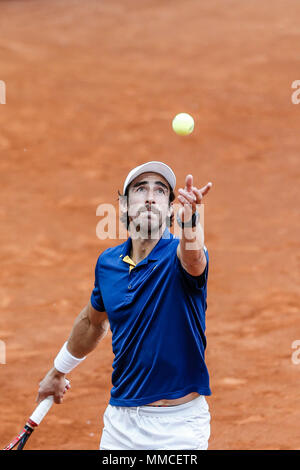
177, 175, 212, 222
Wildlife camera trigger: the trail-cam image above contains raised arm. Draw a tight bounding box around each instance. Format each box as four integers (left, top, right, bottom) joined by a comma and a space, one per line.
176, 175, 212, 277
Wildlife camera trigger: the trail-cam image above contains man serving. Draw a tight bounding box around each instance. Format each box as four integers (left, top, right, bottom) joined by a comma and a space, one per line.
37, 161, 213, 450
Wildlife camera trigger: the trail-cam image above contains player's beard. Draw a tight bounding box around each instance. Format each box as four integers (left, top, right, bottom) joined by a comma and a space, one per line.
128, 205, 164, 240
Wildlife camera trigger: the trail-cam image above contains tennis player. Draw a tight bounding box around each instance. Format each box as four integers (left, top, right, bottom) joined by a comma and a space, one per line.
37, 161, 213, 450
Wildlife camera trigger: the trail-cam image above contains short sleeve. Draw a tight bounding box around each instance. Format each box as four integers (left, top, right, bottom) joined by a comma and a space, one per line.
90, 257, 106, 312
176, 246, 209, 290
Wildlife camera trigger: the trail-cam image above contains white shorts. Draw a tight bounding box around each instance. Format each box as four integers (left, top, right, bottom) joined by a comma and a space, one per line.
99, 395, 210, 450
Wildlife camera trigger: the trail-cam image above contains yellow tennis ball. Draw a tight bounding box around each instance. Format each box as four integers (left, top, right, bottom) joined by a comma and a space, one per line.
172, 113, 194, 136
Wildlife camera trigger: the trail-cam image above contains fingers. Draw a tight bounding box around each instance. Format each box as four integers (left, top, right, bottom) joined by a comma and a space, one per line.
65, 379, 71, 391
54, 391, 64, 404
53, 379, 71, 404
192, 182, 212, 199
178, 189, 194, 224
198, 182, 213, 196
185, 174, 193, 191
37, 378, 70, 405
36, 390, 54, 404
178, 181, 212, 205
191, 188, 203, 204
178, 188, 196, 205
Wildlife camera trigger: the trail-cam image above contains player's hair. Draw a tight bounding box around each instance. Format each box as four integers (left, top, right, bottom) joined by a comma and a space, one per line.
118, 186, 175, 230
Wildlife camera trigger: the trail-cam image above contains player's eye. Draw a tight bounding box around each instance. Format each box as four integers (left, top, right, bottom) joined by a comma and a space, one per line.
156, 187, 165, 194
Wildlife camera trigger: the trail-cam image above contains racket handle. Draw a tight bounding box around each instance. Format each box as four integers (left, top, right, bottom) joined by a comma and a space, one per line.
29, 395, 54, 426
29, 379, 70, 427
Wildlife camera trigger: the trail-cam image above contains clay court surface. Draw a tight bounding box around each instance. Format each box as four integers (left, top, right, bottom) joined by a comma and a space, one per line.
0, 0, 299, 450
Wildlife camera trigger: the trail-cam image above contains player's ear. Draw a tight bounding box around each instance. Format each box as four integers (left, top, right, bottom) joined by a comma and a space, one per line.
118, 192, 129, 230
167, 201, 174, 220
118, 192, 128, 214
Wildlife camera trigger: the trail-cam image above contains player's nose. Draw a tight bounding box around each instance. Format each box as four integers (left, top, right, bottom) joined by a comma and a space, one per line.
145, 188, 156, 204
145, 199, 156, 210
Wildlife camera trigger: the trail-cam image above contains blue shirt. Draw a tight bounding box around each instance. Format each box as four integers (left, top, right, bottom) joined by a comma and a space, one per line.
90, 228, 211, 406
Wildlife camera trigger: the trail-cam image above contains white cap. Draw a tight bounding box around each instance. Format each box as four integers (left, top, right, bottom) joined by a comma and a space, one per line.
123, 161, 176, 195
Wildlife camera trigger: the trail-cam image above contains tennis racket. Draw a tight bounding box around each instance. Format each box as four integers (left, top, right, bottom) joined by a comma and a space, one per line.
2, 379, 70, 450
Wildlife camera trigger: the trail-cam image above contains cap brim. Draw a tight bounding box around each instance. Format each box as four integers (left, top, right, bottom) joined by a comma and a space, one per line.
123, 161, 176, 194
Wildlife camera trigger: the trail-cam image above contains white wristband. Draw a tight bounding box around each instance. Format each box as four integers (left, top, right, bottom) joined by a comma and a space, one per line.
54, 342, 86, 374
